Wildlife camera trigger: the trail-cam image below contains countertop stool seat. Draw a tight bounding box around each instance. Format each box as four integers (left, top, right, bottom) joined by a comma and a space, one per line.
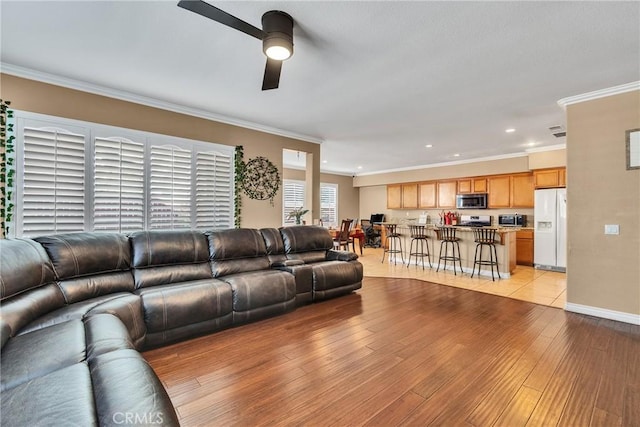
471, 228, 501, 281
407, 224, 432, 269
381, 224, 404, 265
436, 226, 463, 275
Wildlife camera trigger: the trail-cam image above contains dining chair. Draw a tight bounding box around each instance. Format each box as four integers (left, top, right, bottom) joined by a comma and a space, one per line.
333, 219, 354, 251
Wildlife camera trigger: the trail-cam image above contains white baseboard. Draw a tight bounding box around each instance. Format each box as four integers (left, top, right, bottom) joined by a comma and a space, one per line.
565, 302, 640, 326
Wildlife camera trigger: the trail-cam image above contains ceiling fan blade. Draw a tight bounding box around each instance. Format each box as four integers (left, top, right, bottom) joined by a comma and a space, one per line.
178, 0, 265, 40
262, 58, 283, 90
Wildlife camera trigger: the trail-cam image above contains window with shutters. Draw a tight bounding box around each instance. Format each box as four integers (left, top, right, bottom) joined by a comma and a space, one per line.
11, 111, 234, 237
283, 180, 305, 225
320, 183, 338, 227
93, 136, 145, 232
18, 125, 87, 237
282, 180, 338, 226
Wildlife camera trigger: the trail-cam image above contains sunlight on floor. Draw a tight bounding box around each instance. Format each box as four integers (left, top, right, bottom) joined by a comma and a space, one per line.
358, 247, 566, 308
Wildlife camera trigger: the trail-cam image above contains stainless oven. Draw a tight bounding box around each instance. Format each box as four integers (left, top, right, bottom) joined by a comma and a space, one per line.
455, 193, 488, 209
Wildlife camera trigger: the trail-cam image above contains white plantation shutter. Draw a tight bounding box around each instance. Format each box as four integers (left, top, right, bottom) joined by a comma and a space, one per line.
149, 145, 192, 229
320, 183, 338, 227
283, 180, 305, 225
12, 112, 235, 238
93, 137, 145, 232
195, 151, 233, 229
21, 126, 86, 237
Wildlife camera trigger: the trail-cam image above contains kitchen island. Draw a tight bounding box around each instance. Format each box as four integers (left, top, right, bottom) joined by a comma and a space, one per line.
381, 224, 517, 278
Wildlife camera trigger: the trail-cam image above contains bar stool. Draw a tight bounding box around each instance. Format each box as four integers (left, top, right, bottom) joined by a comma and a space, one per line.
471, 228, 501, 281
381, 224, 404, 265
407, 224, 432, 269
436, 226, 463, 275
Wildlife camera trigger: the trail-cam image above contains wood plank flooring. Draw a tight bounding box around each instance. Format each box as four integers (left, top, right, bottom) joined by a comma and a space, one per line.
144, 277, 640, 427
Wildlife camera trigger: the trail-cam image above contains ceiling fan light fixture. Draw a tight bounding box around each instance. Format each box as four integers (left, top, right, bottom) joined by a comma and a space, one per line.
262, 10, 294, 61
264, 35, 293, 60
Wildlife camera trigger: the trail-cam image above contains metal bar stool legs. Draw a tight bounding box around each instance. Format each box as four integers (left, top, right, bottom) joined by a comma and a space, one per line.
407, 225, 431, 269
381, 224, 405, 265
471, 228, 502, 281
436, 227, 463, 275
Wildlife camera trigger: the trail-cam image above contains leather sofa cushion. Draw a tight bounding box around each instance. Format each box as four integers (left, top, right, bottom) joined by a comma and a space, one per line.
136, 279, 232, 333
58, 271, 135, 304
130, 230, 213, 289
0, 238, 55, 300
1, 320, 86, 392
286, 250, 329, 264
1, 363, 97, 427
312, 260, 364, 293
260, 227, 288, 266
130, 230, 209, 267
222, 270, 296, 312
18, 292, 134, 336
89, 349, 180, 426
0, 284, 66, 343
280, 225, 333, 254
35, 232, 131, 279
86, 294, 147, 349
207, 229, 271, 277
84, 313, 135, 360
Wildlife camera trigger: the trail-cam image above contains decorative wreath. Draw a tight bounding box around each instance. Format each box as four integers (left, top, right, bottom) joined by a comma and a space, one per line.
241, 156, 280, 205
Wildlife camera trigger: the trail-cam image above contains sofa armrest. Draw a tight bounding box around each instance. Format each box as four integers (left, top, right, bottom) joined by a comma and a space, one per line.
326, 250, 359, 262
272, 259, 305, 267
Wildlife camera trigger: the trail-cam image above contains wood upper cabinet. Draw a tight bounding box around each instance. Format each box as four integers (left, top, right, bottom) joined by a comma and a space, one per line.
534, 168, 566, 189
510, 173, 534, 208
418, 182, 437, 208
457, 178, 487, 194
437, 181, 457, 208
402, 183, 418, 209
387, 184, 402, 209
488, 175, 511, 208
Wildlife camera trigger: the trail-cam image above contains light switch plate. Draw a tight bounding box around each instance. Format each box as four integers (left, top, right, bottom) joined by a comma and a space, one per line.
604, 224, 620, 235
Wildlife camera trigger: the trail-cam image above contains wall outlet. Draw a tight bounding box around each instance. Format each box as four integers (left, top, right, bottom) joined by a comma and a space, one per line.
604, 224, 620, 235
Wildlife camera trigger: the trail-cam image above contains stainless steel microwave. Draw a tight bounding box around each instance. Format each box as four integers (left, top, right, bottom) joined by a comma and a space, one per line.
498, 214, 526, 227
455, 193, 488, 209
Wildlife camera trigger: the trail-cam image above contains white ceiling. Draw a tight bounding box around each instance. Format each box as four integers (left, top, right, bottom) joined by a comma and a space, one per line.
2, 1, 639, 175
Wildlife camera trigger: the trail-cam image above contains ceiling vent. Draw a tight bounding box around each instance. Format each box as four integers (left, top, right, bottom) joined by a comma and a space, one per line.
549, 125, 566, 138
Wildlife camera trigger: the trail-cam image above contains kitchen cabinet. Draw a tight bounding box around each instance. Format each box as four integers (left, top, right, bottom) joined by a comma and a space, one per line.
516, 229, 534, 266
418, 182, 437, 208
510, 173, 534, 207
534, 168, 566, 189
488, 175, 511, 208
437, 181, 457, 208
402, 183, 418, 209
387, 184, 402, 209
457, 178, 487, 194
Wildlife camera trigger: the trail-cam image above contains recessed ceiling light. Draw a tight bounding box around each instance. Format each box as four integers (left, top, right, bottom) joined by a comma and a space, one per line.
357, 166, 363, 169
322, 160, 328, 163
505, 128, 516, 133
527, 142, 536, 147
425, 144, 433, 148
453, 153, 460, 157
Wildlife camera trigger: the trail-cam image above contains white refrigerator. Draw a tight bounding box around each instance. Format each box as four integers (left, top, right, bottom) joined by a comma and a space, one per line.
534, 188, 567, 272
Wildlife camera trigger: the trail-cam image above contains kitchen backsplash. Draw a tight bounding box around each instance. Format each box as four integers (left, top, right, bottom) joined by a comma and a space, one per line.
385, 208, 534, 227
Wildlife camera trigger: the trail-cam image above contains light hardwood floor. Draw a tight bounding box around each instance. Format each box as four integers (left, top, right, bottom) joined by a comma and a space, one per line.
145, 277, 640, 427
358, 246, 566, 308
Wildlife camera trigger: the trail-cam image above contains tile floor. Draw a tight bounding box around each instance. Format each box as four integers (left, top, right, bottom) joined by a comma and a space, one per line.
358, 247, 566, 308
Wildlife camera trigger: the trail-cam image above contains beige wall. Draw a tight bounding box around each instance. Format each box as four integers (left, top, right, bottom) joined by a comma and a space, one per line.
284, 168, 360, 223
566, 90, 640, 317
528, 148, 567, 170
1, 74, 320, 229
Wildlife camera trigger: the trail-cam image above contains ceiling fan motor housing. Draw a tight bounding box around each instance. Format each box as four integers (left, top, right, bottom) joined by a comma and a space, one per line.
262, 10, 294, 60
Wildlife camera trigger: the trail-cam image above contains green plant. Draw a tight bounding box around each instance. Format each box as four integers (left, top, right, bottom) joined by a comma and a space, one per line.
287, 207, 309, 225
1, 99, 15, 238
234, 145, 245, 228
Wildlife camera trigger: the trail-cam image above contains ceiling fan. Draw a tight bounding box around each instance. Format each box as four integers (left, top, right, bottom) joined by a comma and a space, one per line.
177, 0, 294, 91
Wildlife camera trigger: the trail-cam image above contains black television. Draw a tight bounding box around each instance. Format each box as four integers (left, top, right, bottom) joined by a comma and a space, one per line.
370, 213, 384, 224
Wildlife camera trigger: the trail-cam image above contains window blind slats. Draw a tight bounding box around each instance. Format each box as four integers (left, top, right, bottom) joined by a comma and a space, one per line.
149, 145, 192, 230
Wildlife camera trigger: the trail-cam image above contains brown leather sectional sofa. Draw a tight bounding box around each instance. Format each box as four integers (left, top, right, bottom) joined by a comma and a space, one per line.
0, 226, 363, 426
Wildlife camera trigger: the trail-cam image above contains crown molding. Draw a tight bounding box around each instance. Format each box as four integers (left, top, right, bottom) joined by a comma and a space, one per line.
557, 81, 640, 109
525, 143, 566, 154
355, 151, 529, 177
1, 63, 324, 145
